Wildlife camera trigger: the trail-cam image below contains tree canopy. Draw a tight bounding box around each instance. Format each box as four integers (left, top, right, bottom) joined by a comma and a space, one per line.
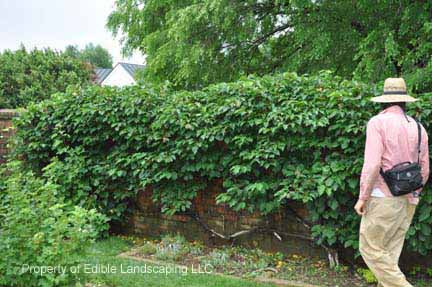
0, 47, 93, 108
107, 0, 432, 92
65, 43, 113, 69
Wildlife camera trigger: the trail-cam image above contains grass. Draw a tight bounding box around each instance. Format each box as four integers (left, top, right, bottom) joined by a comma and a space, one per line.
123, 234, 365, 286
110, 234, 432, 287
73, 235, 432, 287
74, 236, 276, 287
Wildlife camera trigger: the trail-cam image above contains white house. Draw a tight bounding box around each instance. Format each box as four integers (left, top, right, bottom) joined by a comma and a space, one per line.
94, 62, 145, 87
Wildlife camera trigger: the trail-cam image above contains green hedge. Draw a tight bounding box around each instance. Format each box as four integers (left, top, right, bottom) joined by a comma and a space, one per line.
12, 71, 432, 256
0, 47, 93, 108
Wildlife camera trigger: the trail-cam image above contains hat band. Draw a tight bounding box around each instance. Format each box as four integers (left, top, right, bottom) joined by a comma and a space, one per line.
383, 91, 407, 95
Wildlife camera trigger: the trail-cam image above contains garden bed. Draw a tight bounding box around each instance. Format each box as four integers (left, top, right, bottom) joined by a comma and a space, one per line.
76, 236, 274, 287
116, 234, 431, 287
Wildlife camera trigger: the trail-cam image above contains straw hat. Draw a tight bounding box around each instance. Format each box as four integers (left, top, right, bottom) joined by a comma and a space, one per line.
370, 78, 418, 103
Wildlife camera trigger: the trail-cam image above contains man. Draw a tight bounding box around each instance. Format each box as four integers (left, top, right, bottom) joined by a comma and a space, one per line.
354, 78, 429, 287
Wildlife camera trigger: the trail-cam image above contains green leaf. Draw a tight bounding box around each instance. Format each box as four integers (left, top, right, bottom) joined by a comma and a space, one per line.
419, 206, 432, 222
348, 178, 357, 189
421, 224, 431, 236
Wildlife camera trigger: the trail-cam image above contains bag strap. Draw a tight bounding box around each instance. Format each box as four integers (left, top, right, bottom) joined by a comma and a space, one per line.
416, 119, 421, 163
403, 111, 422, 163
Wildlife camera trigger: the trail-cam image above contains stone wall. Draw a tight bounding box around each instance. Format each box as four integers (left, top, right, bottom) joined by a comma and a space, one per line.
0, 109, 19, 163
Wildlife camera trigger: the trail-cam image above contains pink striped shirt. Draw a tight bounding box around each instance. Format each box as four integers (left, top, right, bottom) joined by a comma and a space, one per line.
359, 105, 429, 205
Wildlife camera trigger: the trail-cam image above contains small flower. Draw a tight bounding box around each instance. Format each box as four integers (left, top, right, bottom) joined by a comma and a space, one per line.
276, 261, 284, 268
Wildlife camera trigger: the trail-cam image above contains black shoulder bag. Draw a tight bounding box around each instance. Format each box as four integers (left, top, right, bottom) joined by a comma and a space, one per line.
379, 119, 423, 196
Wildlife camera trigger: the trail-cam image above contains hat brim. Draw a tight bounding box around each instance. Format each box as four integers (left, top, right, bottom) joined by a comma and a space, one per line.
370, 94, 418, 103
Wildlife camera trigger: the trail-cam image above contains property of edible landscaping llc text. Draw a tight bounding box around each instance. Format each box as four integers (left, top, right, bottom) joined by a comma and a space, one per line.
20, 263, 214, 276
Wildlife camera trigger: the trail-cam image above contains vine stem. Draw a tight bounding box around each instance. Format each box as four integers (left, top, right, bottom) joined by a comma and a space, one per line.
284, 204, 340, 268
188, 210, 312, 241
185, 203, 340, 268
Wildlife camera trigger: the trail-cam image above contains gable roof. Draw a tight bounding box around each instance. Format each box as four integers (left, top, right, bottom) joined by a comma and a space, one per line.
94, 62, 145, 85
118, 62, 145, 78
94, 68, 112, 84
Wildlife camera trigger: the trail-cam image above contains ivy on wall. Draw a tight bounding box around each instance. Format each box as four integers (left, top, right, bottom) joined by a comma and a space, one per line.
12, 71, 432, 256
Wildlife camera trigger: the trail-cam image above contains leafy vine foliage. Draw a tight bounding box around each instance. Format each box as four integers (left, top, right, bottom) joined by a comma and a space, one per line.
12, 71, 432, 255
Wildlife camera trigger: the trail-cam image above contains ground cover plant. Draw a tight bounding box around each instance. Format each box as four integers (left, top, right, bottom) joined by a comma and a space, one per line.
11, 70, 432, 259
120, 234, 432, 287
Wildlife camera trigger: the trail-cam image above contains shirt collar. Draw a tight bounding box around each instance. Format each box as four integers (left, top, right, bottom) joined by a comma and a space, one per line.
379, 105, 405, 115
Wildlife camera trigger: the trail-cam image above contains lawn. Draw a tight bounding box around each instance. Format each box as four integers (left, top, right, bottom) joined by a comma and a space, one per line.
75, 237, 276, 287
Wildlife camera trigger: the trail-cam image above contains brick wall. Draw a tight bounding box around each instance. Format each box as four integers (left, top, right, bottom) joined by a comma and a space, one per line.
117, 179, 327, 259
1, 108, 429, 267
0, 109, 19, 163
117, 181, 432, 268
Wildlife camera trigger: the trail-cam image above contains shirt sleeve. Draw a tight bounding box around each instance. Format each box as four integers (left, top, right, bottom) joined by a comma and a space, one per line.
420, 126, 429, 189
359, 119, 384, 200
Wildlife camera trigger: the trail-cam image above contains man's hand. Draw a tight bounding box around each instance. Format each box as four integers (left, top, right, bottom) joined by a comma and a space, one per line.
354, 199, 367, 216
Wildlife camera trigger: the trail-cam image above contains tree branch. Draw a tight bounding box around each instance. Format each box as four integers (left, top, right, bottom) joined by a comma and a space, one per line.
247, 23, 292, 50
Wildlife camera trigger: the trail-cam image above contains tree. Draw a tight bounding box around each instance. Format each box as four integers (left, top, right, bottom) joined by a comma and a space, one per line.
0, 46, 93, 108
107, 0, 432, 93
64, 45, 81, 59
80, 43, 113, 69
64, 43, 113, 69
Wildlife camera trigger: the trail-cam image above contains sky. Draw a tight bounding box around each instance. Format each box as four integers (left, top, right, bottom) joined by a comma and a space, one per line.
0, 0, 145, 64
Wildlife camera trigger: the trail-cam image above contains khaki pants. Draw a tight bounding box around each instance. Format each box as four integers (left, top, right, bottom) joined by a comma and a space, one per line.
359, 196, 417, 287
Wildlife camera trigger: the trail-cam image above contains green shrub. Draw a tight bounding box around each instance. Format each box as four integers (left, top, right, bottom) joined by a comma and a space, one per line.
0, 161, 108, 287
0, 46, 93, 108
357, 268, 378, 284
427, 267, 432, 277
11, 71, 432, 256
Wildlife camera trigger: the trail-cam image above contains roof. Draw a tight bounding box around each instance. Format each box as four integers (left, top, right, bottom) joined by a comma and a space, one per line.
93, 62, 145, 85
94, 68, 112, 84
117, 62, 145, 78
